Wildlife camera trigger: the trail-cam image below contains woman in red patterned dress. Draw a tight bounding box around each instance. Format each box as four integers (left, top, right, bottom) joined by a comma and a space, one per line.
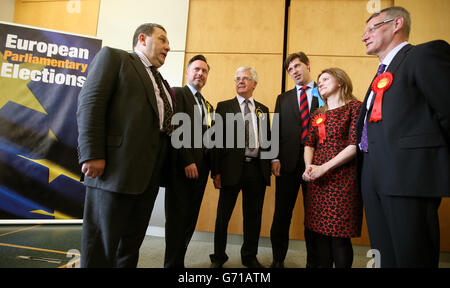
302, 68, 363, 268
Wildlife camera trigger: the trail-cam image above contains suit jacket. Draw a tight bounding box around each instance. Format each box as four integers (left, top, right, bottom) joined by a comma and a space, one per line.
356, 40, 450, 197
274, 85, 319, 174
213, 97, 271, 187
77, 46, 174, 195
172, 85, 214, 173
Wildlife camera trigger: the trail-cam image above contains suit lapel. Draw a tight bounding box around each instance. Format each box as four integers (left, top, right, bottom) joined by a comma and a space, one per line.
287, 88, 301, 120
129, 53, 159, 117
231, 97, 242, 114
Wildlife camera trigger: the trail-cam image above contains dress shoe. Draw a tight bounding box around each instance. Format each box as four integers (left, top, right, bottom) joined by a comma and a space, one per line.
242, 259, 265, 268
210, 262, 223, 268
270, 261, 284, 268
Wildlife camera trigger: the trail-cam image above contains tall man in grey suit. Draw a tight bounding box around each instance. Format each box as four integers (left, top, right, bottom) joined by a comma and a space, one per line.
77, 23, 174, 267
164, 55, 214, 268
270, 52, 319, 268
358, 6, 450, 267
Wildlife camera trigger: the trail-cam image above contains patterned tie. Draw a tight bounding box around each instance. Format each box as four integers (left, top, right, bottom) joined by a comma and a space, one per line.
360, 64, 387, 152
244, 99, 255, 150
149, 66, 174, 135
299, 86, 309, 143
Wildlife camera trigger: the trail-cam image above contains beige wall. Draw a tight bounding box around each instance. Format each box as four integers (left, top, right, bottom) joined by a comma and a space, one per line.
13, 0, 101, 36
0, 0, 16, 22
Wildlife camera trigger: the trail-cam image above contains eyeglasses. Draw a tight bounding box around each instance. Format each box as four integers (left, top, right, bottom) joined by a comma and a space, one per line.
235, 76, 253, 83
362, 17, 395, 37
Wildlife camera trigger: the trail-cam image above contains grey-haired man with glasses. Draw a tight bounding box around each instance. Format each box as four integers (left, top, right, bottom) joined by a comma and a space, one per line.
210, 66, 271, 268
357, 6, 450, 268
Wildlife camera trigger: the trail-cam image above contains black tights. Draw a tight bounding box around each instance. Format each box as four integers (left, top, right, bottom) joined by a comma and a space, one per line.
310, 231, 354, 268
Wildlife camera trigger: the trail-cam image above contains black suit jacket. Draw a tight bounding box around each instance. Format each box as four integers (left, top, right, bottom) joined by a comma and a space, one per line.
213, 97, 271, 187
274, 85, 319, 174
356, 40, 450, 198
172, 85, 214, 172
77, 47, 174, 195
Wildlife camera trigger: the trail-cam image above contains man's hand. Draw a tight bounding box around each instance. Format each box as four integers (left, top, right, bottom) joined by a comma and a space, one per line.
213, 174, 221, 189
81, 159, 106, 179
272, 161, 281, 176
185, 163, 199, 179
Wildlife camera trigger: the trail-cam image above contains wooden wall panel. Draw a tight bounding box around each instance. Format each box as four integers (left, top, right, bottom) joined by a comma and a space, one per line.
288, 0, 393, 56
13, 0, 100, 36
396, 0, 450, 44
186, 0, 285, 54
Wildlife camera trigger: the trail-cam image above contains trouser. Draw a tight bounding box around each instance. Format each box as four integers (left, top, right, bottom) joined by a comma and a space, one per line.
270, 170, 317, 267
81, 133, 169, 268
164, 159, 209, 268
210, 160, 266, 265
361, 152, 441, 268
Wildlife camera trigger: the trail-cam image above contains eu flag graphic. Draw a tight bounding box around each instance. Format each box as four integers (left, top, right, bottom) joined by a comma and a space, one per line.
0, 22, 102, 219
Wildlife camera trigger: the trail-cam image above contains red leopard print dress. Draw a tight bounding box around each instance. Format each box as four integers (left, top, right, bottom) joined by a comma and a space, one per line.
304, 100, 363, 238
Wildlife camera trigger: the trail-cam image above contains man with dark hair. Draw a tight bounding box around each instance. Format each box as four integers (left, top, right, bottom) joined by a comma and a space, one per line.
164, 55, 214, 268
77, 23, 173, 267
358, 6, 450, 267
270, 52, 319, 268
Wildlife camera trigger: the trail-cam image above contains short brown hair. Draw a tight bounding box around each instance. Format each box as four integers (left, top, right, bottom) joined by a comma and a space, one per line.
132, 23, 166, 49
284, 52, 309, 71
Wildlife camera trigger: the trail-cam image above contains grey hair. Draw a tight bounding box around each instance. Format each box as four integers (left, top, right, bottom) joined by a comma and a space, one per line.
235, 66, 258, 83
367, 6, 411, 37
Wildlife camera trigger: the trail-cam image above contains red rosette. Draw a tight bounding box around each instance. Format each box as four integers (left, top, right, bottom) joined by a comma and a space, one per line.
369, 72, 393, 122
312, 113, 327, 144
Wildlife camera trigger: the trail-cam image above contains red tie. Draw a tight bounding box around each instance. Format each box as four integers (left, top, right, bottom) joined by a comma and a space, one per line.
299, 86, 309, 142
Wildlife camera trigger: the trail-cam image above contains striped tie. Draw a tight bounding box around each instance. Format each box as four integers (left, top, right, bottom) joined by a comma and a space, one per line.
299, 86, 309, 142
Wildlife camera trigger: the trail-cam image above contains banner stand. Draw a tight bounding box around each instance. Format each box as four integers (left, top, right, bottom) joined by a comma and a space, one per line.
0, 219, 82, 224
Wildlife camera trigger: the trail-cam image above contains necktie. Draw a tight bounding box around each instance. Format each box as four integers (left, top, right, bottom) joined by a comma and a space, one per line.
195, 92, 205, 124
244, 99, 255, 150
299, 86, 309, 143
149, 66, 174, 135
360, 64, 387, 152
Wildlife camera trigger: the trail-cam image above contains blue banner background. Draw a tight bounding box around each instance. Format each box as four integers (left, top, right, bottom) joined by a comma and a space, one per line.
0, 22, 101, 219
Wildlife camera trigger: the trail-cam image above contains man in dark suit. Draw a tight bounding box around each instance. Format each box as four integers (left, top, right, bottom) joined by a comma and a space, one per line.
210, 66, 271, 268
270, 52, 319, 268
164, 55, 214, 268
77, 23, 174, 267
358, 6, 450, 267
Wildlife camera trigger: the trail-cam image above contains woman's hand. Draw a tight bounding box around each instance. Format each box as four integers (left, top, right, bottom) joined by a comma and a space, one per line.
302, 165, 314, 182
309, 164, 329, 180
302, 164, 329, 182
